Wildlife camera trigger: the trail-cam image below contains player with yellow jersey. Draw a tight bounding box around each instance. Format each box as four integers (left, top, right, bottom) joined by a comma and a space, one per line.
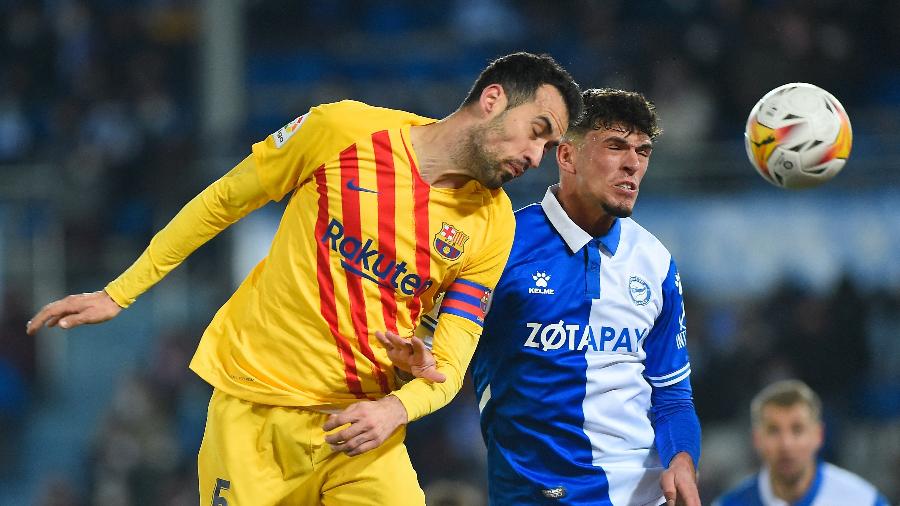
27, 52, 582, 505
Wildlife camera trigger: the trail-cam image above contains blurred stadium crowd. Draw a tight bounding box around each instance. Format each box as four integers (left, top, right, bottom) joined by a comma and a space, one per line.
1, 0, 899, 504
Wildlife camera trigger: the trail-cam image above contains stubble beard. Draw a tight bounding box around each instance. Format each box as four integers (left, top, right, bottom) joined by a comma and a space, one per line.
455, 117, 509, 190
773, 459, 808, 488
602, 200, 634, 219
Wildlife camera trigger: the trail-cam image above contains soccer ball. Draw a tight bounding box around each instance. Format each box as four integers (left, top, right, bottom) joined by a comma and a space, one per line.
744, 83, 852, 189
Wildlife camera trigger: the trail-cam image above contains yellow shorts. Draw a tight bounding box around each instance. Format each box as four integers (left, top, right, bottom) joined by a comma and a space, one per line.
197, 389, 426, 506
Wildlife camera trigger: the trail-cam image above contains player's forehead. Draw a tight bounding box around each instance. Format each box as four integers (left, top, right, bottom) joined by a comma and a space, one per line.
589, 124, 652, 146
584, 124, 653, 150
519, 84, 569, 138
760, 403, 816, 426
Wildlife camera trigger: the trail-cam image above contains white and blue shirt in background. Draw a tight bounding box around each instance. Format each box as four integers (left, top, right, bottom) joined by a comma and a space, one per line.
468, 185, 700, 505
714, 462, 889, 506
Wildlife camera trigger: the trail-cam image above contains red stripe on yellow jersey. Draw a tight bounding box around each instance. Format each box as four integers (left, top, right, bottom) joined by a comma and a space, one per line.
107, 101, 515, 416
338, 144, 391, 395
373, 130, 399, 335
405, 128, 432, 327
316, 163, 365, 398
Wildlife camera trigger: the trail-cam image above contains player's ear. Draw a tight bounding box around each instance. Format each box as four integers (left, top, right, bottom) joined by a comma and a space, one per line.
557, 140, 577, 175
479, 84, 507, 118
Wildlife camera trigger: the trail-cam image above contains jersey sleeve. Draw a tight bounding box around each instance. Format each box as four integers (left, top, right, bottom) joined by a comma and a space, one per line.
104, 104, 346, 307
644, 258, 700, 467
392, 192, 515, 421
650, 380, 701, 468
643, 258, 691, 387
104, 154, 273, 307
251, 103, 344, 200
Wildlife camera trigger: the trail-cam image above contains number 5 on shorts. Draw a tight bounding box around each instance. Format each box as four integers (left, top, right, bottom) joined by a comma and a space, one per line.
211, 478, 230, 506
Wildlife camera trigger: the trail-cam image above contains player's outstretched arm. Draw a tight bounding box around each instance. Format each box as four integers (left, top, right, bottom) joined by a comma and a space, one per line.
103, 154, 275, 308
26, 290, 122, 335
660, 452, 700, 506
375, 330, 446, 383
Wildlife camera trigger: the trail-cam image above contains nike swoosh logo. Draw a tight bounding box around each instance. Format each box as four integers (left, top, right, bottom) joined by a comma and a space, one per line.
346, 179, 378, 194
341, 260, 392, 289
751, 136, 776, 148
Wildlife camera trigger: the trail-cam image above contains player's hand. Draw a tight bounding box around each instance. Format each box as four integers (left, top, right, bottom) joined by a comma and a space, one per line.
26, 291, 122, 336
375, 330, 446, 383
660, 452, 700, 506
323, 395, 408, 456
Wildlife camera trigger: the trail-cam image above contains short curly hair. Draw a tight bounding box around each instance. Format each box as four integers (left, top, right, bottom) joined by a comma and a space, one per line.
567, 88, 661, 140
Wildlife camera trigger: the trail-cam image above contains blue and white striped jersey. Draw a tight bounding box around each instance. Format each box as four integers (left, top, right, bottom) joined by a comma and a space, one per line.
470, 186, 696, 505
714, 463, 890, 506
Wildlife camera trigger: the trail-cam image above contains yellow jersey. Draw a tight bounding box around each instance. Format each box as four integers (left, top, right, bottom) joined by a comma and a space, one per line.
105, 101, 515, 421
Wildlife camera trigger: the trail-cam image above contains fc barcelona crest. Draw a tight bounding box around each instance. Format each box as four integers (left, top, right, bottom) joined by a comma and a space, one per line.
434, 222, 469, 261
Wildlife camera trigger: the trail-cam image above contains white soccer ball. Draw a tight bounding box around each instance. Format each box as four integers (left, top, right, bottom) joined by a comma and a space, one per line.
744, 83, 852, 189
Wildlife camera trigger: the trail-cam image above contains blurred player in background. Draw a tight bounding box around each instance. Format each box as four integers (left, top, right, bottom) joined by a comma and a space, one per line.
714, 380, 888, 506
26, 52, 582, 505
386, 88, 701, 505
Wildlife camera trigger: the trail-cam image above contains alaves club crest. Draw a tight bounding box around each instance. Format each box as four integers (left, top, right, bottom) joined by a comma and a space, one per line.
434, 222, 469, 260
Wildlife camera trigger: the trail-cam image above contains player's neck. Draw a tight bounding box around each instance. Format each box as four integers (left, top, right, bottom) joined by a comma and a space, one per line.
410, 111, 480, 189
770, 464, 816, 502
557, 188, 615, 238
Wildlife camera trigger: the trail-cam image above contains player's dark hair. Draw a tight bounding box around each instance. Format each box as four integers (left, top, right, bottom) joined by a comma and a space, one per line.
462, 52, 583, 127
750, 379, 822, 426
568, 88, 661, 140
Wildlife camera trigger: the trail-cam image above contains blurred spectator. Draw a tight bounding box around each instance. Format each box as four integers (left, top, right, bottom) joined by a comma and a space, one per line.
0, 357, 27, 477
426, 479, 487, 506
451, 0, 524, 47
0, 288, 33, 477
783, 276, 869, 406
3, 1, 900, 504
0, 93, 33, 161
34, 476, 82, 506
86, 337, 208, 506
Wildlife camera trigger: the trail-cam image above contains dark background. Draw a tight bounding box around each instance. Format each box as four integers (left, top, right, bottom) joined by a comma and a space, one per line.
1, 1, 899, 504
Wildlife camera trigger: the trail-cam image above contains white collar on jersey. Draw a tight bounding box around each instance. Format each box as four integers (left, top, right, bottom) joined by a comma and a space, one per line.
540, 184, 621, 256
